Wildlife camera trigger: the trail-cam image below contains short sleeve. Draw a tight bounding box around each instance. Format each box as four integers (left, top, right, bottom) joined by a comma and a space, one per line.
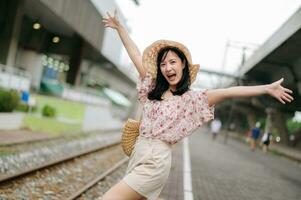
136, 72, 154, 103
187, 90, 215, 131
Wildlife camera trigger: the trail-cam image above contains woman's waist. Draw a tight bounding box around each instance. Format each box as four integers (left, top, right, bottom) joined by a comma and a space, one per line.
137, 135, 173, 149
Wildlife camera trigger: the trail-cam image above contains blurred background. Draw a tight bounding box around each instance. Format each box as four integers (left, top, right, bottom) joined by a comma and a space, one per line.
1, 0, 301, 199
0, 0, 300, 146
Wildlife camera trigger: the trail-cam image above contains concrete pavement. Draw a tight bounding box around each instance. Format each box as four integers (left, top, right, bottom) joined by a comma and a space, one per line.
161, 128, 301, 200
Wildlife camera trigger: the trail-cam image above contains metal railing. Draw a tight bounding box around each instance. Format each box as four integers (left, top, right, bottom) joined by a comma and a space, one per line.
0, 64, 31, 91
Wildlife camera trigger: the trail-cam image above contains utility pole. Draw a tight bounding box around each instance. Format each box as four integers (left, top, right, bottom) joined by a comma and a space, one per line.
220, 40, 259, 86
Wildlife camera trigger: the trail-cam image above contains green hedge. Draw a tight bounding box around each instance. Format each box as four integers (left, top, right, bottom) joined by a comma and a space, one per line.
287, 119, 301, 135
0, 88, 20, 112
42, 105, 56, 117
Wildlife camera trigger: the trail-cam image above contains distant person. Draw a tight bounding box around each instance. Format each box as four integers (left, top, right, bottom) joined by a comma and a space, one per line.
210, 119, 222, 140
250, 122, 261, 151
101, 10, 294, 200
21, 90, 30, 103
261, 128, 272, 153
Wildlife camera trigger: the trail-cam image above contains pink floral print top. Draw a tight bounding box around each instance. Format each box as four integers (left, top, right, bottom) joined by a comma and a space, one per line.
137, 72, 214, 144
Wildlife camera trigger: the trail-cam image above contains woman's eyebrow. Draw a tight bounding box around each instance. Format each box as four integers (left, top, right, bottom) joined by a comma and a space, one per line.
161, 58, 176, 64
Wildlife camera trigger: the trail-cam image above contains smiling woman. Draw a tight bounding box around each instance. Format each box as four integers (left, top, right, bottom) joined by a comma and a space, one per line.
101, 10, 294, 200
159, 51, 184, 85
148, 45, 192, 100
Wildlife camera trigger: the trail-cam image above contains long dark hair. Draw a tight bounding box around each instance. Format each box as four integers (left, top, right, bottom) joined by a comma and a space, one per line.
148, 46, 191, 101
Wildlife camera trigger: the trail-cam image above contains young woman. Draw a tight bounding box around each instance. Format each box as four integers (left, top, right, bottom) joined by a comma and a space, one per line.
101, 11, 294, 200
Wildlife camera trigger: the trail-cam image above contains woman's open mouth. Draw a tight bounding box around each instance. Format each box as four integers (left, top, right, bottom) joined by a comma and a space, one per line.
167, 74, 176, 81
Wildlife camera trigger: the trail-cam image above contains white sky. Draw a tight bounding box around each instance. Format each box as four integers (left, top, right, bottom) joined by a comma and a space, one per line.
113, 0, 300, 88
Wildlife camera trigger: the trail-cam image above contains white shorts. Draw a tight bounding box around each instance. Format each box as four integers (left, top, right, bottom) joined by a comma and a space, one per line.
123, 136, 172, 200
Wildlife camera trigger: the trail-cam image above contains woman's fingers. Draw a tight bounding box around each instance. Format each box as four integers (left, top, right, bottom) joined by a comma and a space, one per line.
283, 92, 294, 101
281, 95, 291, 103
278, 78, 284, 84
103, 19, 112, 26
103, 11, 119, 29
102, 19, 110, 26
284, 87, 293, 94
106, 11, 112, 18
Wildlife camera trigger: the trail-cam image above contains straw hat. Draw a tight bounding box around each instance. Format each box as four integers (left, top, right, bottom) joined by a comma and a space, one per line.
142, 40, 200, 83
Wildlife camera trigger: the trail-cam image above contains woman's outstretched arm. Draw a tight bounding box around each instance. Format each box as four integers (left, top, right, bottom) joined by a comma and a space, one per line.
207, 78, 294, 106
102, 10, 146, 78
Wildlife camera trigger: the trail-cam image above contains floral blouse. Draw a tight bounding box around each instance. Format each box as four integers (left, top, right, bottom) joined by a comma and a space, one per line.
137, 72, 214, 144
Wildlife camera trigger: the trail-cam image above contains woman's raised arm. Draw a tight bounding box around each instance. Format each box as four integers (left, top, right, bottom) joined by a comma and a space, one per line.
102, 10, 146, 78
207, 78, 294, 106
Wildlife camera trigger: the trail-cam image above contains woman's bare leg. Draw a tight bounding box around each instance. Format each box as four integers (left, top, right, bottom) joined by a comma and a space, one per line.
102, 180, 145, 200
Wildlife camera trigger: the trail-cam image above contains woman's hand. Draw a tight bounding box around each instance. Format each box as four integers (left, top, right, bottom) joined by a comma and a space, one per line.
266, 78, 294, 104
102, 10, 121, 30
102, 10, 145, 78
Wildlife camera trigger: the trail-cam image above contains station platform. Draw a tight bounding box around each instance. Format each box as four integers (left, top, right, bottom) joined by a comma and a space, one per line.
160, 128, 301, 200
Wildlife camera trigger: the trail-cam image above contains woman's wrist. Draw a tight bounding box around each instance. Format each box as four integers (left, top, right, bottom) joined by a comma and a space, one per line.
116, 23, 124, 32
264, 84, 271, 95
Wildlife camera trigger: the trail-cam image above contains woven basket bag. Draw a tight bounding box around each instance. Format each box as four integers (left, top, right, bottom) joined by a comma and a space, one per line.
121, 119, 140, 156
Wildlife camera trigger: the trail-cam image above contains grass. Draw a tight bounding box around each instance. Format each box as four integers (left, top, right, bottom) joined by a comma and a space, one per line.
22, 94, 86, 135
23, 114, 82, 136
33, 94, 85, 121
269, 148, 301, 163
0, 151, 10, 156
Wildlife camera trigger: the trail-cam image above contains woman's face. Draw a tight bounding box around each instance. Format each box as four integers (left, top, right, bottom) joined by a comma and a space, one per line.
159, 51, 185, 88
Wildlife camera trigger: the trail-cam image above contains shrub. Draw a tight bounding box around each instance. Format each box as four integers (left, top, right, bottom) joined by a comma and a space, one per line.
42, 105, 56, 117
0, 88, 20, 112
287, 119, 301, 135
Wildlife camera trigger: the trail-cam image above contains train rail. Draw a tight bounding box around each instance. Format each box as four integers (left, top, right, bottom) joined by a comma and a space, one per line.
0, 143, 128, 199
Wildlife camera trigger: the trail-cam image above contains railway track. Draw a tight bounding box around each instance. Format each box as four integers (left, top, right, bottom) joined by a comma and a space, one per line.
0, 143, 128, 199
0, 132, 121, 177
67, 158, 128, 200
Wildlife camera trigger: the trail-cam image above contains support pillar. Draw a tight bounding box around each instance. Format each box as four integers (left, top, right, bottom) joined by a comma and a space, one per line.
265, 108, 290, 145
0, 0, 23, 66
66, 34, 84, 86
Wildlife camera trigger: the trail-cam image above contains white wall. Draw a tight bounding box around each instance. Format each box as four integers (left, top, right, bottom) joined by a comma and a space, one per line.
0, 64, 30, 91
82, 104, 123, 131
15, 49, 44, 90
